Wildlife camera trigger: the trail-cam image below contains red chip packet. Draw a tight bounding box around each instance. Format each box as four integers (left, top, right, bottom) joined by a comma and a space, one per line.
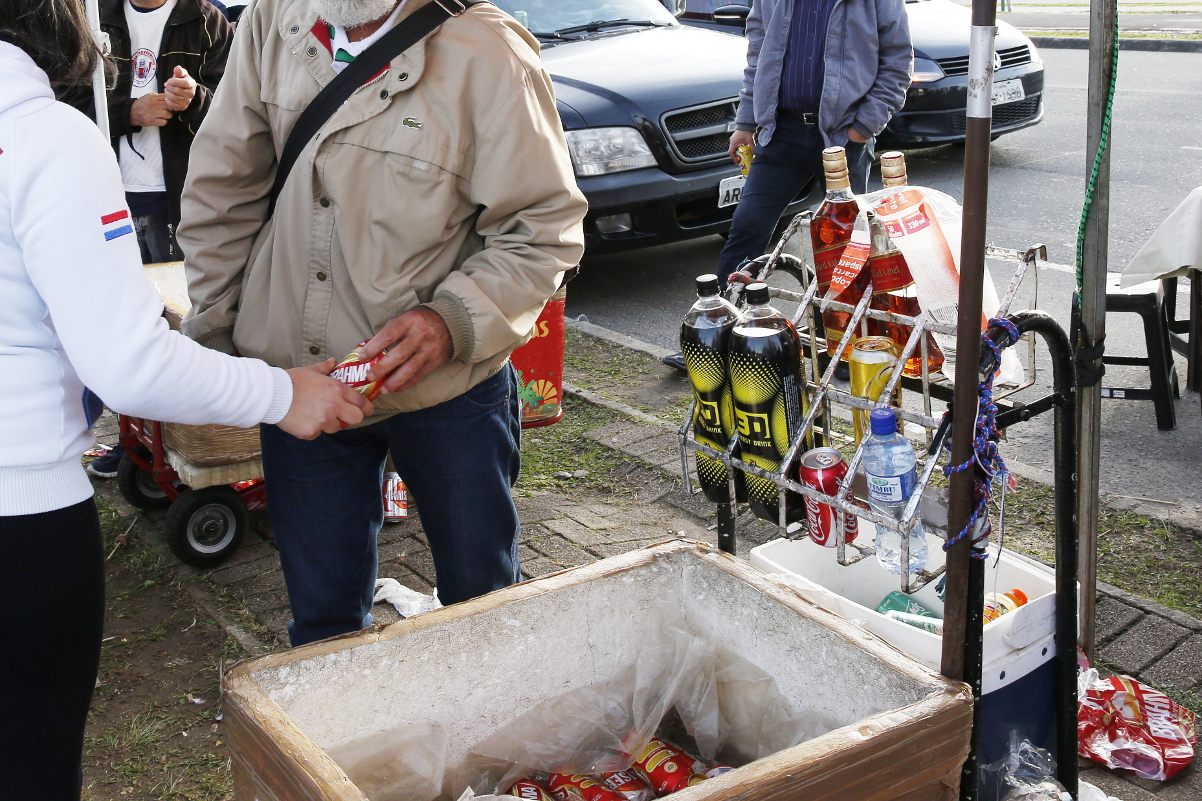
1078, 673, 1197, 781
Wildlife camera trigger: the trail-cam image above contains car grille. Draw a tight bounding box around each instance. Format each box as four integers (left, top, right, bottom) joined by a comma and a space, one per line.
935, 44, 1031, 77
949, 95, 1041, 133
662, 99, 739, 163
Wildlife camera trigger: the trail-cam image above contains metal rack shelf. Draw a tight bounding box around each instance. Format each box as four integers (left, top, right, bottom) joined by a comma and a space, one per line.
677, 210, 1046, 595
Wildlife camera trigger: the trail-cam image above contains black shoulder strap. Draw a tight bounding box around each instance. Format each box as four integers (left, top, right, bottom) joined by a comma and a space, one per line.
268, 0, 479, 216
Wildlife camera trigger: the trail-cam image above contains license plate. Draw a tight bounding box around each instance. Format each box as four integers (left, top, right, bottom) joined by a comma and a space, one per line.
991, 78, 1024, 106
718, 174, 745, 208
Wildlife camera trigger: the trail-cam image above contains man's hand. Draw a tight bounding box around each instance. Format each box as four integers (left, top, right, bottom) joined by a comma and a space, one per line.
847, 127, 868, 144
278, 360, 374, 439
362, 308, 455, 395
164, 66, 197, 111
728, 129, 755, 163
130, 93, 173, 127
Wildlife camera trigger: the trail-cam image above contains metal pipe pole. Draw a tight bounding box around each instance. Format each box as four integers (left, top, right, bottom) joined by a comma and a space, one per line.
1077, 0, 1118, 662
940, 3, 996, 800
86, 0, 110, 136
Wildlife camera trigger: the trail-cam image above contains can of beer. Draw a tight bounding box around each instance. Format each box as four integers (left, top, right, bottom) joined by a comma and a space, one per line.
383, 471, 408, 522
332, 339, 388, 401
798, 447, 857, 547
547, 774, 625, 801
629, 737, 704, 796
600, 771, 655, 801
876, 590, 937, 618
506, 779, 557, 801
849, 336, 899, 443
736, 144, 753, 176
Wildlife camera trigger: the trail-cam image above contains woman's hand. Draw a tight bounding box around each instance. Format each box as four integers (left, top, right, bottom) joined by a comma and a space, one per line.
278, 360, 374, 439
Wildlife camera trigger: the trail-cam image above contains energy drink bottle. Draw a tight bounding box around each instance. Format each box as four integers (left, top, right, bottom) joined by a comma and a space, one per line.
681, 275, 742, 503
729, 283, 805, 524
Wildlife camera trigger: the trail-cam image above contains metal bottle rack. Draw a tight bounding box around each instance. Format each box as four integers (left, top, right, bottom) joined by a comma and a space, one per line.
677, 210, 1045, 593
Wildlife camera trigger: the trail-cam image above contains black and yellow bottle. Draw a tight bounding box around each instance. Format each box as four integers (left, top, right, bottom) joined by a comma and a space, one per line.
729, 283, 806, 524
681, 274, 742, 504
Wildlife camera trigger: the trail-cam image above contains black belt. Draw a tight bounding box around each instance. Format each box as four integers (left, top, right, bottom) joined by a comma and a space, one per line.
779, 109, 818, 124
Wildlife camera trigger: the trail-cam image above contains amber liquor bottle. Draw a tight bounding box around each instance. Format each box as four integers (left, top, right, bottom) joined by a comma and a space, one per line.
809, 147, 869, 356
870, 152, 945, 377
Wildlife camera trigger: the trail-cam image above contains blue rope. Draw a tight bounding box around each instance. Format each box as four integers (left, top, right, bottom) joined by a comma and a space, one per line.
942, 318, 1019, 559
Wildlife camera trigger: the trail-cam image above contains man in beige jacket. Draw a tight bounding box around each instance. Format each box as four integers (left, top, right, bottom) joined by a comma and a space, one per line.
178, 0, 586, 646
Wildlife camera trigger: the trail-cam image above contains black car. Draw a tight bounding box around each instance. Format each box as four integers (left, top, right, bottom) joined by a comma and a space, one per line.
681, 0, 1045, 147
494, 0, 793, 254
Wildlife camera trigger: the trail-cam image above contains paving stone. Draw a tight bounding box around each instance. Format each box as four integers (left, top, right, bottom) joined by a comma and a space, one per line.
1140, 634, 1202, 694
244, 589, 291, 616
1094, 596, 1144, 644
555, 505, 618, 530
518, 544, 541, 563
258, 608, 291, 639
228, 567, 286, 598
377, 541, 411, 565
1078, 766, 1159, 801
520, 557, 561, 579
544, 516, 612, 547
606, 524, 676, 543
378, 521, 417, 545
528, 536, 593, 566
205, 551, 279, 586
580, 502, 623, 517
599, 424, 662, 449
402, 547, 438, 585
590, 540, 665, 558
581, 420, 639, 443
623, 433, 679, 457
372, 603, 402, 627
518, 506, 560, 525
1099, 615, 1191, 675
377, 565, 433, 595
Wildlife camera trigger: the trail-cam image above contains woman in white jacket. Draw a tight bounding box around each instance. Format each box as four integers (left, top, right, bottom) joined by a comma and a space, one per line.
0, 2, 373, 795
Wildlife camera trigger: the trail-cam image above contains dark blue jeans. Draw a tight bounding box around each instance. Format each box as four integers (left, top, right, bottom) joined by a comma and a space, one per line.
716, 116, 875, 282
132, 211, 176, 264
259, 364, 522, 646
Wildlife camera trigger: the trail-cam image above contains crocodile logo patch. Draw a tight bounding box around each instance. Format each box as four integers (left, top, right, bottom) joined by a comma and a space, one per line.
402, 116, 423, 129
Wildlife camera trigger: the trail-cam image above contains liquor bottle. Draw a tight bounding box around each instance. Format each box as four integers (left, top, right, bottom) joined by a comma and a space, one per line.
728, 283, 805, 524
862, 408, 927, 575
680, 274, 743, 504
870, 154, 944, 377
810, 147, 869, 356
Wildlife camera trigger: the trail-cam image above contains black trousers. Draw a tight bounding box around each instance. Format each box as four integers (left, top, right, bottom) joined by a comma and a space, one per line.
0, 498, 105, 800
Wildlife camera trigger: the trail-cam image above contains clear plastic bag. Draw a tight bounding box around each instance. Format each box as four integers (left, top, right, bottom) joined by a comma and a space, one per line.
327, 721, 449, 801
980, 734, 1069, 801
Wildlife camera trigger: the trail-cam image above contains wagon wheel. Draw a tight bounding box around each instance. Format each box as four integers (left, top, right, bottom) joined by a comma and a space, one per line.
116, 447, 174, 511
164, 486, 247, 568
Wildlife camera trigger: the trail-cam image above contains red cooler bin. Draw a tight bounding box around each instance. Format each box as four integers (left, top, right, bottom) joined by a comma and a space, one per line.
511, 284, 566, 428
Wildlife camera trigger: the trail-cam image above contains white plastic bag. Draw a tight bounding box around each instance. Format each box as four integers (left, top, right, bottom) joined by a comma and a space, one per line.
374, 577, 441, 618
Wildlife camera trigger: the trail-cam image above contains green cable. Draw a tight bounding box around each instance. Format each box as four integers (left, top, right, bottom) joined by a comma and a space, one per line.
1074, 13, 1121, 289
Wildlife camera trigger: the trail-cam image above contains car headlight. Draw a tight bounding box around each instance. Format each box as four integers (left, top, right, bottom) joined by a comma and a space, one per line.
564, 128, 657, 177
911, 57, 945, 83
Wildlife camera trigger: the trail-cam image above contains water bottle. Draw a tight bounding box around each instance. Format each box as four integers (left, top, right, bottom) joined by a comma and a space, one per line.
862, 408, 927, 575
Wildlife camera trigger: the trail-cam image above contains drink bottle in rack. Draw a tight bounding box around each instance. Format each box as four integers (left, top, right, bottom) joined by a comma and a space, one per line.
680, 274, 743, 504
810, 147, 869, 356
728, 283, 805, 524
862, 408, 927, 575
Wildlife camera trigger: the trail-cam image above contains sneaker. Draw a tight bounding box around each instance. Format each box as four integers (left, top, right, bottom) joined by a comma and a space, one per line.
86, 444, 124, 478
662, 352, 687, 372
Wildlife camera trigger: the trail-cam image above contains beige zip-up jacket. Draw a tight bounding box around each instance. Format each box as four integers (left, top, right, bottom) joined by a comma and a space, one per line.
178, 0, 586, 420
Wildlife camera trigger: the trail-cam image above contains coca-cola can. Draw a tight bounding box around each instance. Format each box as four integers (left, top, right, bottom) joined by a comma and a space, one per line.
799, 447, 858, 547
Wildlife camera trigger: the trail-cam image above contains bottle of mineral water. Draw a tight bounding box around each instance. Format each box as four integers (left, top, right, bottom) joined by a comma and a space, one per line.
862, 408, 927, 575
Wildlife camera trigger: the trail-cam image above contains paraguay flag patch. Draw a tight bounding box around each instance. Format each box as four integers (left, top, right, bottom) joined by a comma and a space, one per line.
101, 210, 133, 241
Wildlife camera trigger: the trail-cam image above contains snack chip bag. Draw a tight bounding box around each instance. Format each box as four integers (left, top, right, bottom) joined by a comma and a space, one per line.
1078, 672, 1196, 781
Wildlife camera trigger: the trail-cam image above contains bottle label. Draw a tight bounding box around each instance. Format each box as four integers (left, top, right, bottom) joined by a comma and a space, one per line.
866, 466, 916, 503
868, 252, 915, 294
813, 242, 845, 288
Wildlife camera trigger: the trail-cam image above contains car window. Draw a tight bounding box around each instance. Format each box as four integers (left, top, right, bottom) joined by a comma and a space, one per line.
492, 0, 677, 32
683, 0, 750, 12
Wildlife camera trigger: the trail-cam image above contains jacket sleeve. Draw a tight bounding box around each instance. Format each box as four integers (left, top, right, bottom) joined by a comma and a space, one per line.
176, 8, 234, 133
734, 1, 764, 130
55, 79, 137, 141
12, 103, 293, 427
422, 67, 587, 364
851, 0, 913, 137
177, 8, 275, 355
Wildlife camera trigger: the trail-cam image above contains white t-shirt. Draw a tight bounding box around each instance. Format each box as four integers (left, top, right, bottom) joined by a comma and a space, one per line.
119, 0, 177, 194
328, 0, 408, 74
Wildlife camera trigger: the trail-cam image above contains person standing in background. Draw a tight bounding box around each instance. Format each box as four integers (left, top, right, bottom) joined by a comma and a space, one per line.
662, 0, 912, 371
62, 0, 233, 478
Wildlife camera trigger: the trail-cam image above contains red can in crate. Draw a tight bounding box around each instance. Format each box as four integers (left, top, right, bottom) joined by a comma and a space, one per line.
506, 779, 556, 801
547, 774, 625, 801
511, 285, 567, 429
600, 770, 655, 801
799, 447, 858, 547
628, 737, 707, 796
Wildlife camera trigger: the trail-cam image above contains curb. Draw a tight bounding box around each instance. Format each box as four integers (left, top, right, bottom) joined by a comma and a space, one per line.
568, 319, 674, 360
1030, 35, 1202, 52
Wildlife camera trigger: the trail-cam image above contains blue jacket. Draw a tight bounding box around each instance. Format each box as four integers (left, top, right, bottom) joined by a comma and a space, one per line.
734, 0, 913, 147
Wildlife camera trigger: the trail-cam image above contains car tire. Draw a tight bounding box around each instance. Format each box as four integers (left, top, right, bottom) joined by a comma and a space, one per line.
164, 486, 247, 568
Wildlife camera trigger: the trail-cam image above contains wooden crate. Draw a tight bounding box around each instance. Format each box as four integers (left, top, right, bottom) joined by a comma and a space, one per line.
224, 541, 972, 801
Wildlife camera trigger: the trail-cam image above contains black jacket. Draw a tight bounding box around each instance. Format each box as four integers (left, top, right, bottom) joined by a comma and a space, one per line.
63, 0, 233, 227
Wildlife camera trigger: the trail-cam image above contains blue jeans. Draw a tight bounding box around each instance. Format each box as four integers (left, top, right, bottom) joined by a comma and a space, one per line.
717, 115, 875, 282
132, 211, 176, 264
259, 365, 522, 646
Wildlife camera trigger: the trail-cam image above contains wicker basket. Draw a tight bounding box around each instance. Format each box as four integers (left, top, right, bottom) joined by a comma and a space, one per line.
161, 423, 261, 466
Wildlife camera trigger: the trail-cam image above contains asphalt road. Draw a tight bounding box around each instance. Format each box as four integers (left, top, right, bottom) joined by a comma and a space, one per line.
566, 48, 1202, 527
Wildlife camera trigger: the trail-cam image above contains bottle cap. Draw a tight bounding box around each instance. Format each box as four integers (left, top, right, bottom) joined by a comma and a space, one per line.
1007, 588, 1029, 606
745, 282, 770, 305
696, 274, 720, 297
880, 151, 907, 188
822, 147, 851, 190
869, 408, 898, 435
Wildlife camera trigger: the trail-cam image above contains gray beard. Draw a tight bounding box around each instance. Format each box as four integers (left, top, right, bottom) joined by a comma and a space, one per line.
311, 0, 399, 29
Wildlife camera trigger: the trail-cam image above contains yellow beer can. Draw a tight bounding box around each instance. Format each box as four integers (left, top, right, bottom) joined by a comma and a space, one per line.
737, 143, 753, 176
850, 336, 899, 443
